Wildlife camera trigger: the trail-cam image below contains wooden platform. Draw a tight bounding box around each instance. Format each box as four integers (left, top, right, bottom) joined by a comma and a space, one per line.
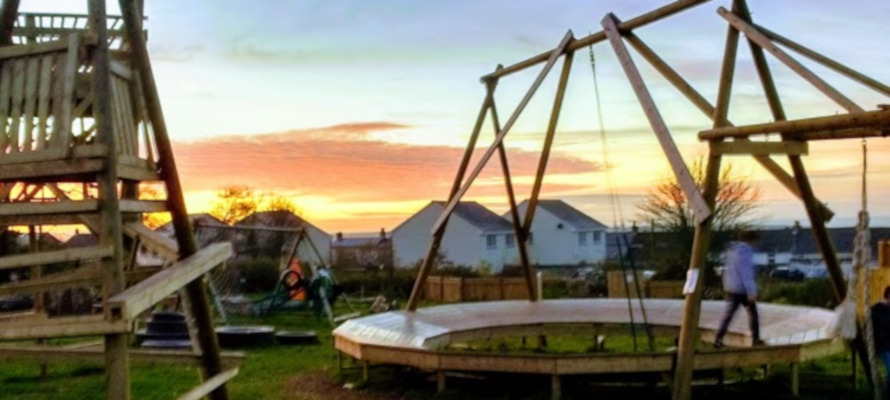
334, 299, 844, 379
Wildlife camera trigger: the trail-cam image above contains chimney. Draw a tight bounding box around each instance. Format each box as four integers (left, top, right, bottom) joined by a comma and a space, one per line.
379, 228, 386, 238
336, 232, 343, 241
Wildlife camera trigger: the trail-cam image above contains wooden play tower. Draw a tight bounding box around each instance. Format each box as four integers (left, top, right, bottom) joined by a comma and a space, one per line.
0, 1, 234, 399
399, 0, 889, 399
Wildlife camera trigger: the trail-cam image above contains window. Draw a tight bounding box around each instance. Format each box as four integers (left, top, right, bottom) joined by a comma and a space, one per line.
578, 231, 588, 246
506, 234, 515, 248
486, 234, 497, 249
593, 231, 603, 243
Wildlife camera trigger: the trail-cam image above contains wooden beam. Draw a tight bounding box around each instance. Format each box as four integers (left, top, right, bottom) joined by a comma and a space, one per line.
754, 24, 890, 98
602, 14, 710, 224
118, 2, 228, 396
0, 245, 112, 270
430, 31, 573, 236
0, 159, 106, 182
0, 36, 97, 60
123, 221, 179, 260
0, 200, 99, 217
719, 7, 863, 113
710, 141, 808, 156
785, 127, 887, 141
407, 81, 495, 311
672, 3, 744, 394
0, 314, 130, 340
622, 31, 834, 220
177, 368, 240, 400
480, 0, 711, 81
107, 242, 232, 321
0, 144, 108, 165
0, 346, 245, 367
0, 0, 20, 46
0, 263, 100, 296
119, 199, 167, 213
699, 109, 890, 140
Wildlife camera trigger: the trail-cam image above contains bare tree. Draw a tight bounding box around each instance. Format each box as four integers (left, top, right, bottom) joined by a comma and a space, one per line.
636, 156, 762, 279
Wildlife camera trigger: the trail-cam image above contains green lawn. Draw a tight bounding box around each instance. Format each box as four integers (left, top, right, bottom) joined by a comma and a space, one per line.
0, 305, 879, 400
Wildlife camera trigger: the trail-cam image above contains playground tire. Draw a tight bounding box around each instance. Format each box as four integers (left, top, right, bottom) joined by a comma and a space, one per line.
215, 325, 276, 347
275, 330, 320, 345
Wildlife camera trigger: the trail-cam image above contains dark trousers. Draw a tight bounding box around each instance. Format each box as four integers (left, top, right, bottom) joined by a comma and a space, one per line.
715, 292, 760, 342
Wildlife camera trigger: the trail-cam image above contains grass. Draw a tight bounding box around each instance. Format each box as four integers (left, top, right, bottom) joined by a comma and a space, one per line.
0, 302, 880, 400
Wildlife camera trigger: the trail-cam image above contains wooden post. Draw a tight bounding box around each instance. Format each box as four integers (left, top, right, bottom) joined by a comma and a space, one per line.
431, 31, 573, 235
406, 81, 493, 311
551, 374, 561, 400
88, 0, 130, 398
790, 363, 800, 397
117, 2, 228, 399
672, 1, 738, 395
602, 14, 711, 224
437, 370, 446, 393
487, 83, 537, 300
880, 241, 889, 268
0, 0, 19, 46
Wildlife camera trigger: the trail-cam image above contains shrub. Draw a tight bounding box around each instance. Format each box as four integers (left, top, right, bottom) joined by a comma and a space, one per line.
761, 278, 836, 308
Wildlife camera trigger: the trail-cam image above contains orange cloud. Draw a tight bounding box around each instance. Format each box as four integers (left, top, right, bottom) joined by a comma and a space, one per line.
173, 122, 602, 206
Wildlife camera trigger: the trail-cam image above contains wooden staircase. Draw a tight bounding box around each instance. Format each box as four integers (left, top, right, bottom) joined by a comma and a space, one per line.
0, 2, 234, 399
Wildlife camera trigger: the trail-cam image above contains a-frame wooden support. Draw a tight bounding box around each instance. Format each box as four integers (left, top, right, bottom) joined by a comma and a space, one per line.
0, 1, 233, 399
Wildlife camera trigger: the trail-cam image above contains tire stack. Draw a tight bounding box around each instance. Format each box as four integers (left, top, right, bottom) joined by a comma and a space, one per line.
136, 311, 192, 349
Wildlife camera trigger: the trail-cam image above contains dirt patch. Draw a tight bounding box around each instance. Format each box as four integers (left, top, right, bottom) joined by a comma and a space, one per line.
283, 372, 409, 400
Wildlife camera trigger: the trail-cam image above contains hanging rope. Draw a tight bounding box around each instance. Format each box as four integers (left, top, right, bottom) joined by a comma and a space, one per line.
856, 139, 883, 400
588, 42, 624, 229
589, 41, 654, 351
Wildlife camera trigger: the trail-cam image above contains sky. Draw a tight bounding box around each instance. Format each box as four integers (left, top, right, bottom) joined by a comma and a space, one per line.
20, 0, 890, 234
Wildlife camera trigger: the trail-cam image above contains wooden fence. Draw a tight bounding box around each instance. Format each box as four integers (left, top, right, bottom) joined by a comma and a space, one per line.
607, 270, 684, 299
424, 276, 531, 302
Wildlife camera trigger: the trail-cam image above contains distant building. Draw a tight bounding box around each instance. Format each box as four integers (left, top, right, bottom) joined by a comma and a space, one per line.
391, 201, 514, 272
331, 229, 392, 270
65, 230, 98, 248
234, 210, 332, 265
513, 199, 608, 267
156, 213, 228, 248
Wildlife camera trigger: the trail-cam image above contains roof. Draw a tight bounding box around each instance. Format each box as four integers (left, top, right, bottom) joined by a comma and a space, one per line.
236, 210, 329, 236
521, 199, 607, 231
157, 213, 226, 233
65, 233, 98, 248
332, 237, 388, 248
433, 201, 513, 233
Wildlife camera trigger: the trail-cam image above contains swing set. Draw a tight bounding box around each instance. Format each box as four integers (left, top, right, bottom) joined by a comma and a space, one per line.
337, 0, 889, 399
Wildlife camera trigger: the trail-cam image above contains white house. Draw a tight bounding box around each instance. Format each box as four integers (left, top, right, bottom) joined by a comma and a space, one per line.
391, 201, 516, 273
513, 199, 608, 266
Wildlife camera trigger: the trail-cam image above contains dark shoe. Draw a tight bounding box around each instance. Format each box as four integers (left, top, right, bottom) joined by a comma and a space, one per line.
714, 339, 724, 349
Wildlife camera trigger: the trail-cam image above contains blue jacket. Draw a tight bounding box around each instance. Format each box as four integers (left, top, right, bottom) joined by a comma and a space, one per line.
722, 241, 757, 296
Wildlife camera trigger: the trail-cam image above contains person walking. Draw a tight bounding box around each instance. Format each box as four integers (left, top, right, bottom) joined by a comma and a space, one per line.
714, 230, 762, 348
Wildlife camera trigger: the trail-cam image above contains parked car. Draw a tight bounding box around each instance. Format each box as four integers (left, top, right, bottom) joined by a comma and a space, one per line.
770, 267, 805, 281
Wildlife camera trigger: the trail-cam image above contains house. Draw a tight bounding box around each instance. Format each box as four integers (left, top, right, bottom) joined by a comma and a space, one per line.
391, 201, 515, 272
513, 199, 609, 267
65, 230, 98, 248
156, 213, 228, 248
331, 229, 393, 270
234, 210, 332, 265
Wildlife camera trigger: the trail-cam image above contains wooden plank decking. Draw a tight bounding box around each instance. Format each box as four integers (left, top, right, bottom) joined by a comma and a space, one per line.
334, 299, 843, 376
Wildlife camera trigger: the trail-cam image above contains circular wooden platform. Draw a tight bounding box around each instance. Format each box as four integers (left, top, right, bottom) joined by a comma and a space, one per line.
334, 299, 843, 377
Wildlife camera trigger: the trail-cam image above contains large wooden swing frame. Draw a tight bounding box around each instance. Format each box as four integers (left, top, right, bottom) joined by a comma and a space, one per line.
403, 1, 889, 399
0, 1, 235, 399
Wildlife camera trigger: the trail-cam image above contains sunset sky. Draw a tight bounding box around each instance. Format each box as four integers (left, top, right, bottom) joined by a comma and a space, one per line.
22, 1, 890, 233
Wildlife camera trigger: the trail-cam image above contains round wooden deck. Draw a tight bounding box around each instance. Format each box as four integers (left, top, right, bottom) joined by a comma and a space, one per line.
333, 299, 844, 396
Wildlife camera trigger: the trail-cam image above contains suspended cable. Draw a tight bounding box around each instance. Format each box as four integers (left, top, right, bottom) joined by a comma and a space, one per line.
588, 42, 625, 229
